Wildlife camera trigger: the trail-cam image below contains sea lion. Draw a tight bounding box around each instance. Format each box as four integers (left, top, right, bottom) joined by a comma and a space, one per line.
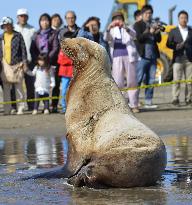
28, 37, 166, 188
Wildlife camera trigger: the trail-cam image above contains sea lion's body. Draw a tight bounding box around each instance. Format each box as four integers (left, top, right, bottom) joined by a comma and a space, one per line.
28, 37, 166, 188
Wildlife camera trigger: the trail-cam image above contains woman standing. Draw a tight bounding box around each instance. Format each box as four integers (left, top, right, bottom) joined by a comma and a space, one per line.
51, 13, 63, 113
104, 12, 139, 113
30, 13, 59, 113
30, 13, 59, 74
78, 16, 108, 51
0, 17, 27, 115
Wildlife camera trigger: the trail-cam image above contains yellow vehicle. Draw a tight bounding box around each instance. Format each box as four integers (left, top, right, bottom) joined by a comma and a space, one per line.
107, 0, 176, 82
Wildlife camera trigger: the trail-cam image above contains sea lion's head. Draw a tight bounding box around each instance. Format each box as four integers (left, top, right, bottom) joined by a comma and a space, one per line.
60, 37, 107, 75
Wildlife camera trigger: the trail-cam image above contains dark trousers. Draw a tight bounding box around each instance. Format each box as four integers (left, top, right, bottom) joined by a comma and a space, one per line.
52, 66, 61, 108
34, 92, 49, 110
25, 63, 35, 110
11, 85, 17, 109
25, 73, 35, 110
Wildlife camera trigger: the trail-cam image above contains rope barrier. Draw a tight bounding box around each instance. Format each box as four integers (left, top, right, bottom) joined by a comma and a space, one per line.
0, 79, 192, 105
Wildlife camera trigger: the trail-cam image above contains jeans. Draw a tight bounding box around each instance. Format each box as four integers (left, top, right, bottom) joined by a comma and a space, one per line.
61, 77, 71, 112
34, 92, 49, 110
137, 58, 157, 104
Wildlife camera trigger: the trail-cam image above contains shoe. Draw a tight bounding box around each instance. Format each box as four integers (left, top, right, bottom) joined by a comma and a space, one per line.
10, 109, 16, 115
185, 100, 192, 105
172, 99, 180, 106
143, 104, 158, 109
17, 107, 24, 115
44, 109, 50, 114
32, 109, 38, 115
131, 108, 140, 113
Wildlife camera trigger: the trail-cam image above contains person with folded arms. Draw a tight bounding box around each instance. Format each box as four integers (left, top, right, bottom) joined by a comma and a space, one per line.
167, 10, 192, 106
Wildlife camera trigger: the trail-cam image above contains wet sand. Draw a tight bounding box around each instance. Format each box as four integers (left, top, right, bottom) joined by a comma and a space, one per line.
1, 86, 192, 138
0, 86, 192, 204
0, 106, 192, 138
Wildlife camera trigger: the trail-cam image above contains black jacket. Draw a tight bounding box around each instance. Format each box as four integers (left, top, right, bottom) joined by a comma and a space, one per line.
0, 31, 27, 65
133, 20, 161, 59
166, 26, 192, 63
30, 28, 59, 66
58, 24, 80, 40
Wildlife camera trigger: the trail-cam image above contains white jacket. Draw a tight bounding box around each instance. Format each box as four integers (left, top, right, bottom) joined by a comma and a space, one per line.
104, 26, 139, 63
32, 66, 55, 94
14, 23, 36, 62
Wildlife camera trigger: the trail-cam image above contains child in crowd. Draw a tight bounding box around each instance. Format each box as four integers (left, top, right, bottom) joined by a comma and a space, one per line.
27, 54, 55, 114
57, 49, 73, 113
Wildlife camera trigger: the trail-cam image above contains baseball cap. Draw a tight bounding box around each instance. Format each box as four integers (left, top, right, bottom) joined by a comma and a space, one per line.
112, 11, 124, 21
17, 8, 28, 16
0, 17, 13, 28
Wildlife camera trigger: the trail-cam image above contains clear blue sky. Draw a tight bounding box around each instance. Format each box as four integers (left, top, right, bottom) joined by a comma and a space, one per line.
0, 0, 191, 31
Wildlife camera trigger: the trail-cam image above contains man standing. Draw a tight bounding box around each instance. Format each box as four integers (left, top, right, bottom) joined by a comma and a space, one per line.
134, 10, 142, 23
59, 11, 80, 40
14, 8, 36, 111
167, 10, 192, 106
52, 11, 79, 113
134, 5, 161, 108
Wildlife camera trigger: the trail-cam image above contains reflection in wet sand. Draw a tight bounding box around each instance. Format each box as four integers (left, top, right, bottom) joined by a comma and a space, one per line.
0, 135, 191, 204
0, 136, 66, 173
164, 136, 192, 171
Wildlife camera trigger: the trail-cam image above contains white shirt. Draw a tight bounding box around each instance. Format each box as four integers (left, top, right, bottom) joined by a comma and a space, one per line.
178, 24, 188, 41
31, 66, 55, 95
14, 23, 36, 62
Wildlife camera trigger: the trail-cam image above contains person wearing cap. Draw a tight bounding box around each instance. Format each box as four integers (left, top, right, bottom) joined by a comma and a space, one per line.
0, 16, 27, 115
104, 11, 140, 113
14, 8, 36, 111
134, 5, 161, 109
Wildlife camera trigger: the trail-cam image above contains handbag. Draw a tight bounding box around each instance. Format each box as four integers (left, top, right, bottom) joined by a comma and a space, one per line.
1, 40, 24, 83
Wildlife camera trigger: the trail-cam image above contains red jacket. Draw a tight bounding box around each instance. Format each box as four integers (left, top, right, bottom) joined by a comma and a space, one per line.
57, 50, 73, 77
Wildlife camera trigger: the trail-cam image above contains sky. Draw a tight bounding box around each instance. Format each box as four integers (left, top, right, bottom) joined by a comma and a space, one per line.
0, 0, 191, 31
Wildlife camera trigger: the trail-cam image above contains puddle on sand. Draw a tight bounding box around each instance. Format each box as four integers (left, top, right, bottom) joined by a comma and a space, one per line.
0, 135, 192, 205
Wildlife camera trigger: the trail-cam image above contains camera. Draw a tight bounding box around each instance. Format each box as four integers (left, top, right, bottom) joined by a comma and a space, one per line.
114, 22, 120, 27
150, 18, 166, 32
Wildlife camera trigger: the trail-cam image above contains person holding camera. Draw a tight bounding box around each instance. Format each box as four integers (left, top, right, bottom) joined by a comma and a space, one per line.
134, 5, 161, 109
77, 16, 108, 51
167, 10, 192, 106
104, 11, 139, 113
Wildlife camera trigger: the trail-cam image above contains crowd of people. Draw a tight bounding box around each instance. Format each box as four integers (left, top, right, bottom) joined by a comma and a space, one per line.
0, 4, 191, 115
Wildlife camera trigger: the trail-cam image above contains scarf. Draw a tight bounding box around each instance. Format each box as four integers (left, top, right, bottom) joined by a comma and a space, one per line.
38, 28, 51, 53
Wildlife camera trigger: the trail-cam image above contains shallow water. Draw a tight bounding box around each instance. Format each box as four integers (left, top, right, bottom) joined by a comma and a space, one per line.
0, 135, 192, 205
